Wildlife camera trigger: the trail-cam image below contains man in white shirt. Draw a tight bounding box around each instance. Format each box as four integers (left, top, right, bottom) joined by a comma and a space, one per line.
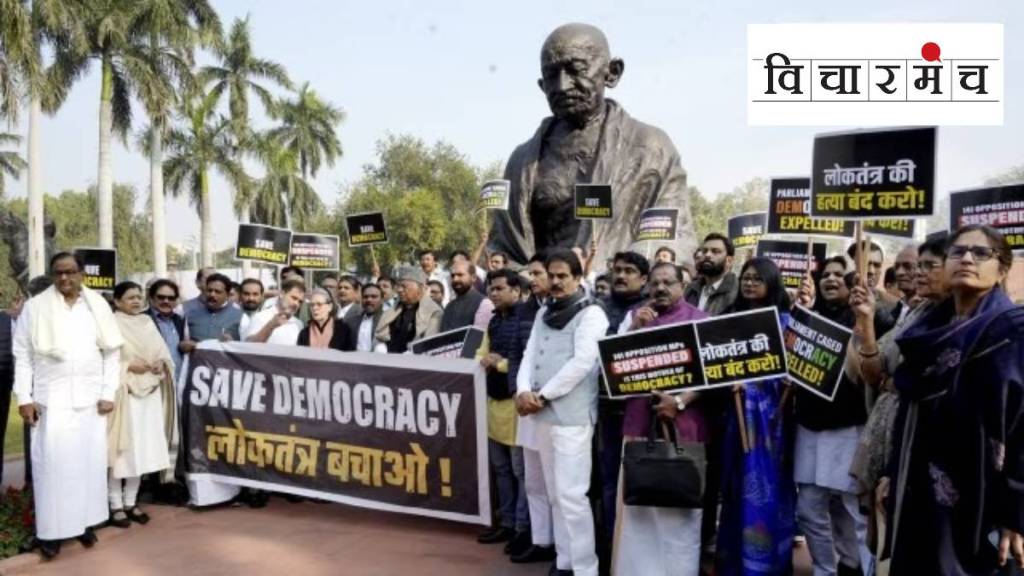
516, 249, 608, 576
243, 278, 305, 345
14, 252, 124, 559
345, 283, 384, 352
238, 278, 265, 337
419, 249, 451, 304
335, 275, 363, 321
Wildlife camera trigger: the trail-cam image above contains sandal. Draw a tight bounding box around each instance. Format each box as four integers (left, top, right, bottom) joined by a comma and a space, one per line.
108, 508, 131, 528
126, 505, 150, 525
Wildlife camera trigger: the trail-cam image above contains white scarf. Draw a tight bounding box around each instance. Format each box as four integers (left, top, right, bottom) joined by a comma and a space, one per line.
30, 285, 124, 359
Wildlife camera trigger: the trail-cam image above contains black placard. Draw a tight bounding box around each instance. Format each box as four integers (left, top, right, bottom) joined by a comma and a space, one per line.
74, 247, 117, 292
811, 127, 936, 219
862, 218, 916, 239
289, 234, 341, 270
410, 327, 485, 359
950, 184, 1024, 253
480, 180, 511, 211
727, 212, 768, 249
695, 308, 789, 389
598, 322, 705, 398
783, 306, 854, 402
574, 184, 613, 220
345, 212, 388, 247
236, 224, 292, 265
768, 177, 855, 238
634, 207, 679, 242
756, 239, 827, 289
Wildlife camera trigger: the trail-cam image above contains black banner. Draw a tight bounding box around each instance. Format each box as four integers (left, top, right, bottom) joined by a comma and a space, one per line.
768, 177, 855, 238
479, 180, 511, 211
635, 207, 679, 242
574, 184, 613, 220
598, 322, 705, 398
236, 224, 292, 265
727, 212, 767, 249
862, 218, 916, 239
756, 239, 827, 289
811, 127, 936, 219
950, 184, 1024, 253
346, 212, 388, 247
74, 247, 117, 292
696, 308, 788, 389
783, 306, 853, 402
410, 327, 485, 359
183, 343, 489, 525
289, 234, 340, 270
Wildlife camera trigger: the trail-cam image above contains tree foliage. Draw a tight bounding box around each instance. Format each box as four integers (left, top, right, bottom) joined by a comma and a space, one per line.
5, 183, 153, 276
690, 177, 770, 242
335, 134, 499, 273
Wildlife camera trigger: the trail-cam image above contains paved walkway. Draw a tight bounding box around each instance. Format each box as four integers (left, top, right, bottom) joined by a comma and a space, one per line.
1, 499, 550, 576
1, 456, 817, 576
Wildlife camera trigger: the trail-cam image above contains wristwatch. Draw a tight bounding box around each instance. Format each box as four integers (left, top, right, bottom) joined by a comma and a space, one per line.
675, 395, 686, 412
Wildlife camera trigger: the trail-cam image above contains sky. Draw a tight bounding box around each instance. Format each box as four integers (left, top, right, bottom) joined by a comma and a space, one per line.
4, 0, 1022, 252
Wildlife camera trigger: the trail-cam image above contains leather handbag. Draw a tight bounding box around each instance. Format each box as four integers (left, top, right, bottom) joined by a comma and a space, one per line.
621, 417, 706, 509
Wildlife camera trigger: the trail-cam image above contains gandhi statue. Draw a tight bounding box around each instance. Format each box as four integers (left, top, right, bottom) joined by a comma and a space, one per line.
488, 23, 697, 267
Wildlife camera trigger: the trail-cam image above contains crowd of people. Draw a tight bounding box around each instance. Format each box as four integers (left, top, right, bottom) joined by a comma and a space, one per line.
1, 223, 1022, 576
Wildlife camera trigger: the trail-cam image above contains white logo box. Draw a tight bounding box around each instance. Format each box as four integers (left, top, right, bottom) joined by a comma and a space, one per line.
747, 23, 1003, 126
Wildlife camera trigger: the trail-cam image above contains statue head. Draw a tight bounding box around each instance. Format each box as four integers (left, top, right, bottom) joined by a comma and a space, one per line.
538, 23, 624, 128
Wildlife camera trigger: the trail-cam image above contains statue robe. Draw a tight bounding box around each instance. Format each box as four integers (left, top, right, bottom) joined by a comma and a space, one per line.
488, 99, 696, 267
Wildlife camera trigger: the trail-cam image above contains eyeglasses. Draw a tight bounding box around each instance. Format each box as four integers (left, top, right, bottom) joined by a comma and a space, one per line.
154, 294, 176, 302
740, 275, 765, 286
917, 260, 942, 271
947, 245, 996, 262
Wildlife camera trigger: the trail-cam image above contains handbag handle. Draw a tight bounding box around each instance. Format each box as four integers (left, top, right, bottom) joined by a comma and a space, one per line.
646, 411, 682, 454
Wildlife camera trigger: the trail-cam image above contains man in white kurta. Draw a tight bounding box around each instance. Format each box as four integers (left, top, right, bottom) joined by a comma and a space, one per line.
13, 253, 123, 557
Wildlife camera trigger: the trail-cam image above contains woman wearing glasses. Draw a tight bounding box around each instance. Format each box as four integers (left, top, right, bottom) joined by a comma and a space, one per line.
848, 234, 950, 560
297, 287, 354, 351
716, 257, 808, 576
887, 225, 1024, 574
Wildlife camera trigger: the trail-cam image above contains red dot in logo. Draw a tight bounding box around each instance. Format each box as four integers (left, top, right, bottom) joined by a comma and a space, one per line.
921, 42, 941, 62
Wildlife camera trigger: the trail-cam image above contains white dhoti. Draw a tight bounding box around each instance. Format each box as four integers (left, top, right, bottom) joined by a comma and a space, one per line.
187, 475, 240, 507
32, 405, 109, 540
613, 504, 702, 576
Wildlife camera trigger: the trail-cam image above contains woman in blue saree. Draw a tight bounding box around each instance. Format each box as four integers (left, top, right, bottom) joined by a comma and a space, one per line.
716, 257, 808, 575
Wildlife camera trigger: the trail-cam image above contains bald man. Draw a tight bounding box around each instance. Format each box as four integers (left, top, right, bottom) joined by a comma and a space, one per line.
488, 23, 696, 270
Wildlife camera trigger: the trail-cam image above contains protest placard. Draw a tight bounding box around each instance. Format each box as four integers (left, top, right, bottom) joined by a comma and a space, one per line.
236, 224, 292, 265
811, 126, 936, 219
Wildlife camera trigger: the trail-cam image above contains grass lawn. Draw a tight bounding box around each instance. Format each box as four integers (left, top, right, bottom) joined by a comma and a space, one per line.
4, 393, 22, 458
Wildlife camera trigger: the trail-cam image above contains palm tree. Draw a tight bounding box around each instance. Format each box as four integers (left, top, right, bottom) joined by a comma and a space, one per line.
248, 132, 321, 230
132, 0, 220, 276
0, 132, 27, 197
201, 15, 291, 275
1, 0, 87, 276
267, 82, 343, 180
163, 91, 247, 266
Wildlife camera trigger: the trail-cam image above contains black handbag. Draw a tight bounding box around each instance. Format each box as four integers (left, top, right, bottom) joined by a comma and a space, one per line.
621, 416, 706, 509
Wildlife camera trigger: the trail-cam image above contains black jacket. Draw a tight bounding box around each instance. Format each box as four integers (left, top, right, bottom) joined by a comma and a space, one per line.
343, 309, 382, 351
297, 317, 354, 352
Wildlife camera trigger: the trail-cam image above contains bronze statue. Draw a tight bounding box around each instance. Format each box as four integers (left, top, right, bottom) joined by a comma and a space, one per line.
488, 23, 697, 267
0, 209, 56, 290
